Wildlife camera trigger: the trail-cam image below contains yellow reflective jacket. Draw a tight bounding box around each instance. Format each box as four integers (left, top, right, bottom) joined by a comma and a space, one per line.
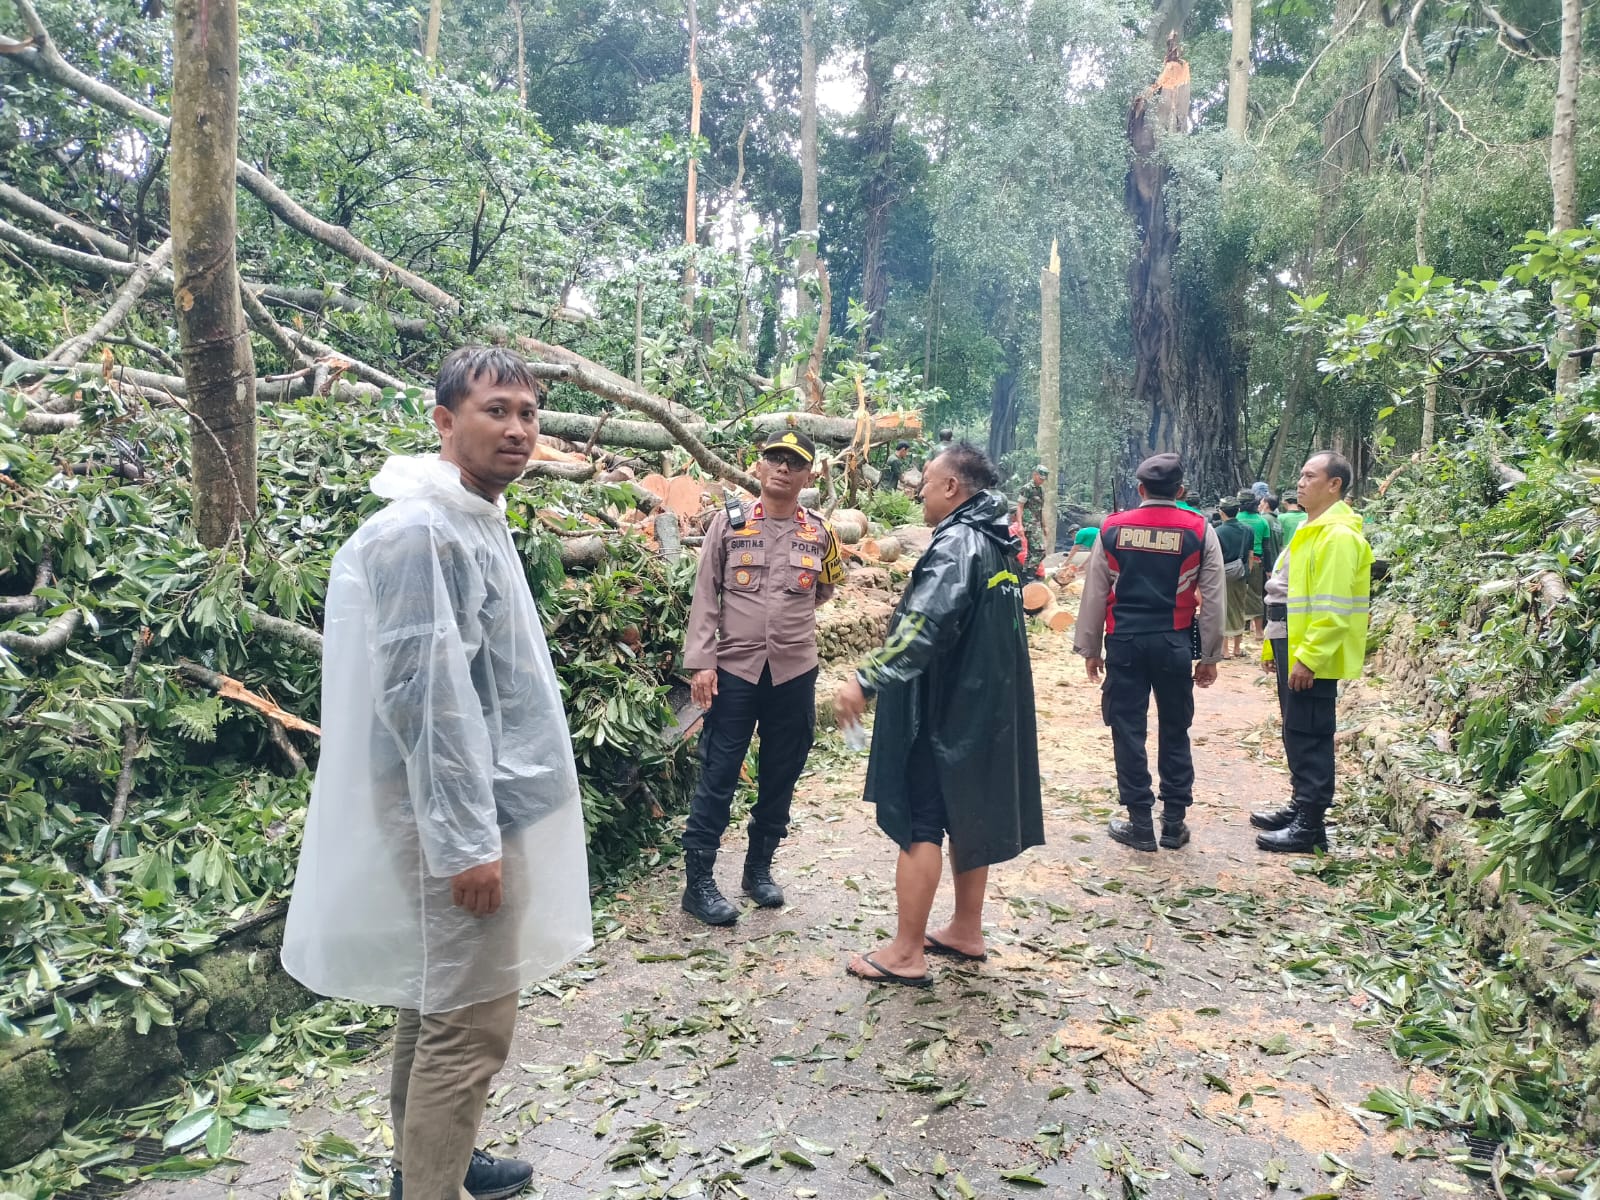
1272, 500, 1371, 679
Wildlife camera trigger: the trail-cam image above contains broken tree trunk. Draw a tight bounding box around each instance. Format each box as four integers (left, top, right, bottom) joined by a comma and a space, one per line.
1039, 242, 1061, 556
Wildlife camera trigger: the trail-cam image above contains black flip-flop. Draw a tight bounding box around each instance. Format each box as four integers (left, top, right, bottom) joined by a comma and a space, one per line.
848, 954, 933, 988
924, 934, 988, 963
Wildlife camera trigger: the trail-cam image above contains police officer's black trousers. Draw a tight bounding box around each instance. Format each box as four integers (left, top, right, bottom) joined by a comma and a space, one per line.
681, 665, 818, 854
1272, 637, 1337, 815
1101, 631, 1194, 815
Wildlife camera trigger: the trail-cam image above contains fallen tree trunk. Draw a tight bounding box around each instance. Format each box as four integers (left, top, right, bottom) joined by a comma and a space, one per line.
5, 0, 459, 313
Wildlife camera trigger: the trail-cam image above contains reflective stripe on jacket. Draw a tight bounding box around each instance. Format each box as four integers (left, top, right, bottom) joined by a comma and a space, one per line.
1284, 500, 1372, 679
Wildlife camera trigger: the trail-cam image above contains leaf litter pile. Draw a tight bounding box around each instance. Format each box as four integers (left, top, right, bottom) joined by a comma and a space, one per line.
9, 635, 1600, 1200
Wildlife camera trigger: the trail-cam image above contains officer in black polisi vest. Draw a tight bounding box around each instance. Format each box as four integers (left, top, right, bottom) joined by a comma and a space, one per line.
1073, 454, 1227, 852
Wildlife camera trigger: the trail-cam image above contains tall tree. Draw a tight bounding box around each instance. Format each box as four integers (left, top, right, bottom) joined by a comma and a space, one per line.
1124, 36, 1243, 499
683, 0, 703, 310
1552, 0, 1582, 394
171, 0, 256, 547
1225, 0, 1251, 137
797, 0, 820, 319
1038, 241, 1061, 552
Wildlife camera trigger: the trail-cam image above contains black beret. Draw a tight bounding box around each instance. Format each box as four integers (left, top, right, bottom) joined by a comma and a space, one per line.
1135, 452, 1182, 491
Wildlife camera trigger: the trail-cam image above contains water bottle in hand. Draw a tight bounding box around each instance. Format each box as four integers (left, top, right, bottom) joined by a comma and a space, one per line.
842, 720, 868, 753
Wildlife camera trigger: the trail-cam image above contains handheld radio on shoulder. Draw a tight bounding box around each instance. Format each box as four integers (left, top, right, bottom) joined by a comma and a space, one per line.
724, 494, 747, 529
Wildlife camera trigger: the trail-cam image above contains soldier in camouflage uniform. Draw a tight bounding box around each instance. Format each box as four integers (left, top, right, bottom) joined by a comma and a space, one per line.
1018, 466, 1049, 578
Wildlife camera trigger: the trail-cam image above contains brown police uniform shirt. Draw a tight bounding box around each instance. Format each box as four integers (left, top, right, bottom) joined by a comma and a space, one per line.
683, 502, 845, 686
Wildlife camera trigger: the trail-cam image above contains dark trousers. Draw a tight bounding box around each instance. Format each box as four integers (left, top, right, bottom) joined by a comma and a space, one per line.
1101, 631, 1194, 816
682, 665, 818, 854
1271, 637, 1337, 814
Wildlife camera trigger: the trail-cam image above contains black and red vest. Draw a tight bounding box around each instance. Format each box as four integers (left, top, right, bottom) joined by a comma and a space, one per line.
1100, 503, 1209, 637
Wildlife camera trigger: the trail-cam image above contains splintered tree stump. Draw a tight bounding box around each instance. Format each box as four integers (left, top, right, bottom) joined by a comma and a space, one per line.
1022, 581, 1054, 614
640, 473, 671, 501
1046, 607, 1075, 633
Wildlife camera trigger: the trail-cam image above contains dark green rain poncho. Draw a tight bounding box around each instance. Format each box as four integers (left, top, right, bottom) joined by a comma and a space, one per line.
856, 490, 1044, 873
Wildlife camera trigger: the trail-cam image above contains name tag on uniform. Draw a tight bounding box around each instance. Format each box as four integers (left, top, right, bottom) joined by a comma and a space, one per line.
1117, 527, 1183, 553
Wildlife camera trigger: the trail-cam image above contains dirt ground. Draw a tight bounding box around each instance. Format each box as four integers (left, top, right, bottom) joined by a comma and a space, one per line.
124, 626, 1484, 1200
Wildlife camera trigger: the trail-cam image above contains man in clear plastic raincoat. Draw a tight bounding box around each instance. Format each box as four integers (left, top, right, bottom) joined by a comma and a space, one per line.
835, 444, 1044, 986
282, 348, 592, 1200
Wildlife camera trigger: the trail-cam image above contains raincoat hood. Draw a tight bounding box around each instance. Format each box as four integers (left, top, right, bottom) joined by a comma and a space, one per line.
1307, 499, 1363, 534
370, 453, 505, 515
942, 490, 1016, 552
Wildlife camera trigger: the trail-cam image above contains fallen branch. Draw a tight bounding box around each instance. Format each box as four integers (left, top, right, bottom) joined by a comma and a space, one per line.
7, 0, 459, 312
0, 608, 82, 656
106, 628, 152, 854
176, 659, 322, 736
0, 216, 139, 278
19, 410, 81, 434
523, 460, 596, 481
522, 340, 759, 493
0, 182, 133, 258
46, 237, 174, 365
0, 556, 52, 618
241, 283, 311, 370
242, 602, 324, 657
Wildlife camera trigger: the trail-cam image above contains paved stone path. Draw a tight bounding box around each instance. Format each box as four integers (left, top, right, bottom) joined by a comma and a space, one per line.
126, 631, 1482, 1200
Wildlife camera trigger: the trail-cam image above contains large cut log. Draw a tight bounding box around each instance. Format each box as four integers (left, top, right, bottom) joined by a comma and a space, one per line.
1022, 582, 1054, 614
860, 535, 901, 563
558, 535, 607, 569
830, 509, 867, 544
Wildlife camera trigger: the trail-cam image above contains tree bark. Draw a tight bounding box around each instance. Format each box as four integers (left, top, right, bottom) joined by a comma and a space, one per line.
423, 0, 442, 61
859, 42, 895, 347
797, 0, 820, 320
1415, 98, 1439, 447
987, 351, 1019, 464
804, 261, 831, 414
683, 0, 702, 311
171, 0, 256, 548
1226, 0, 1251, 137
510, 0, 527, 107
1552, 0, 1582, 394
1039, 247, 1062, 554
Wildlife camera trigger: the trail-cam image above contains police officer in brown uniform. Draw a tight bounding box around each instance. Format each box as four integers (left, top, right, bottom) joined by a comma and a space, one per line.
681, 430, 845, 925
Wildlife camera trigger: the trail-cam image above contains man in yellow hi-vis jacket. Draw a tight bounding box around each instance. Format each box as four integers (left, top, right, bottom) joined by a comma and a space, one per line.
1256, 450, 1372, 854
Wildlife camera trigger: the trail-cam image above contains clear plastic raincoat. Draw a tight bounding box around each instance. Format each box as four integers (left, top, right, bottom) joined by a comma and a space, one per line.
282, 455, 592, 1014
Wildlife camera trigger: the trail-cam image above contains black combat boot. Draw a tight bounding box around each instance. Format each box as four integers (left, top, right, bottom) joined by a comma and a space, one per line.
1255, 808, 1328, 854
1108, 809, 1158, 852
682, 849, 739, 925
1158, 804, 1190, 849
741, 836, 785, 907
1249, 801, 1298, 831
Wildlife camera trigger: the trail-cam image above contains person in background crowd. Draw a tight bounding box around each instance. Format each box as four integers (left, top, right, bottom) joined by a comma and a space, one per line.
1074, 454, 1225, 852
1278, 495, 1307, 540
1254, 451, 1372, 854
1235, 490, 1269, 636
928, 429, 956, 461
1017, 465, 1049, 579
880, 441, 911, 492
835, 444, 1043, 986
1215, 497, 1252, 659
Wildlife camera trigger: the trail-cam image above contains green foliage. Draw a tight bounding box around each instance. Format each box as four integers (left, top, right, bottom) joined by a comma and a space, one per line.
865, 487, 916, 527
1324, 224, 1600, 908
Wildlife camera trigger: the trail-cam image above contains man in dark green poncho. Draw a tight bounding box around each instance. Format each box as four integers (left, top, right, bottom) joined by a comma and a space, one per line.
835, 444, 1044, 987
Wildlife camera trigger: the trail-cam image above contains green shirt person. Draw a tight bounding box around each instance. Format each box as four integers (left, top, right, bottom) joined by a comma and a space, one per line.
1236, 491, 1270, 556
1278, 501, 1307, 540
880, 442, 911, 491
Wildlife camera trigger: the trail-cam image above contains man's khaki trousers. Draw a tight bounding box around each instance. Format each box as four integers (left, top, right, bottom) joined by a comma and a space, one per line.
390, 992, 519, 1200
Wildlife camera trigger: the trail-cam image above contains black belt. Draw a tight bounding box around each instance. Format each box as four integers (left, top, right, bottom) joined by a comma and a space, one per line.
1265, 603, 1288, 621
